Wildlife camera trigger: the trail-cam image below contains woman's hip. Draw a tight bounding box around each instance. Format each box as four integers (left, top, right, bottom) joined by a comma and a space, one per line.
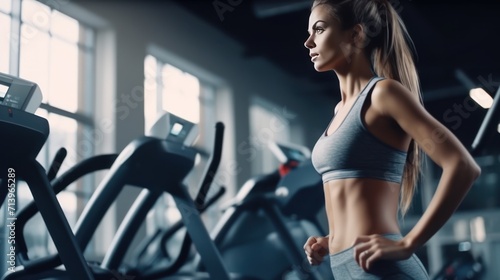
329, 234, 429, 280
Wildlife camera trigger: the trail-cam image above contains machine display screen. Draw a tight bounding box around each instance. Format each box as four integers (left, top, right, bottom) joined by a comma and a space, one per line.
0, 84, 9, 101
0, 72, 42, 113
170, 122, 184, 136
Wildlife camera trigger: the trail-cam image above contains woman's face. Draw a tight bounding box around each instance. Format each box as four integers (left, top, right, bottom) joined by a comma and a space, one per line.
304, 5, 352, 72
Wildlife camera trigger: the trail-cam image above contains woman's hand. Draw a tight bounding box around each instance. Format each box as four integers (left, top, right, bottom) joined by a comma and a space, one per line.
353, 234, 415, 271
304, 235, 329, 265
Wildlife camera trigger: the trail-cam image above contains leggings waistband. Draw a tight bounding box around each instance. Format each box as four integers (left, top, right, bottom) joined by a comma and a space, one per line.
329, 233, 403, 262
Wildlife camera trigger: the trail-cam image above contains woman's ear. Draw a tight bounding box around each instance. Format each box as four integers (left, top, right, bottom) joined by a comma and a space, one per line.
352, 24, 367, 49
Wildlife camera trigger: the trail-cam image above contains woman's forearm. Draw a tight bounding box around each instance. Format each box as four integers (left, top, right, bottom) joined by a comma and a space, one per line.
403, 158, 481, 251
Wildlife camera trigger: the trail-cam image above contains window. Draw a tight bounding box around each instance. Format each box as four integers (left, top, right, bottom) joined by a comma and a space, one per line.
144, 52, 224, 246
144, 54, 200, 130
144, 53, 205, 197
0, 0, 11, 73
0, 0, 96, 262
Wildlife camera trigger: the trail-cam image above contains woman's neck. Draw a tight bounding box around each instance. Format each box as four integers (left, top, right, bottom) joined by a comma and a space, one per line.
333, 53, 375, 103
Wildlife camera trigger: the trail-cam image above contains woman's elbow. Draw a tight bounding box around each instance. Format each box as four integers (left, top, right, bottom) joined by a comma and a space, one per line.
457, 156, 481, 182
470, 161, 481, 180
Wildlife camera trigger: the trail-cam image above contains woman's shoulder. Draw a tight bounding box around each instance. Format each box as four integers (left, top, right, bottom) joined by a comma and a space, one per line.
371, 78, 421, 115
373, 78, 419, 102
374, 78, 406, 94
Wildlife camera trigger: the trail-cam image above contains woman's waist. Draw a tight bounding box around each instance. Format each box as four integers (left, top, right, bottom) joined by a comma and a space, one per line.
328, 232, 404, 261
325, 200, 400, 234
326, 211, 401, 255
326, 206, 400, 230
328, 229, 402, 256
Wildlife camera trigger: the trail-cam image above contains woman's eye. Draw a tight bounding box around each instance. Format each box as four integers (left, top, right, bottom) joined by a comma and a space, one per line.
314, 27, 324, 34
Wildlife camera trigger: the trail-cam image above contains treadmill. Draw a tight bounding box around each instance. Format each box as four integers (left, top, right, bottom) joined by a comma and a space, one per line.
0, 72, 94, 280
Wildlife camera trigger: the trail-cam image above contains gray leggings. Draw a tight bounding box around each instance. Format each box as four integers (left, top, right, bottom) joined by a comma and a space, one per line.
329, 234, 429, 279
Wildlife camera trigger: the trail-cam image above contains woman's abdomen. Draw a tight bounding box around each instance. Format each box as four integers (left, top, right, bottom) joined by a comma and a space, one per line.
324, 178, 401, 254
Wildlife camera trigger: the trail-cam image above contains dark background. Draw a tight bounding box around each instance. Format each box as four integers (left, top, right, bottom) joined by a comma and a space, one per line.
173, 0, 500, 153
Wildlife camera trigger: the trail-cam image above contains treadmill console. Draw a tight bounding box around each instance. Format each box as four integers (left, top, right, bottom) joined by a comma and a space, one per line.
146, 111, 199, 147
0, 72, 42, 113
0, 72, 47, 160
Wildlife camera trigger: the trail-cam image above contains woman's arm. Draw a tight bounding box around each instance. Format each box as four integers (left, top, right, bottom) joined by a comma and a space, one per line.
347, 78, 480, 271
373, 80, 481, 248
373, 79, 481, 250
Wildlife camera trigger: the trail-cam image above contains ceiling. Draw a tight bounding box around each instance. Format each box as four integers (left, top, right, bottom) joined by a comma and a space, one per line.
173, 0, 499, 153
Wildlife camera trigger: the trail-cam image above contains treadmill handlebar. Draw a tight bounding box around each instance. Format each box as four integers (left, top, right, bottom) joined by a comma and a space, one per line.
194, 122, 224, 207
15, 154, 119, 267
47, 147, 67, 181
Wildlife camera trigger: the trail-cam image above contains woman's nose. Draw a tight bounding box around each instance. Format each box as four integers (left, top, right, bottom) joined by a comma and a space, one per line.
304, 36, 315, 49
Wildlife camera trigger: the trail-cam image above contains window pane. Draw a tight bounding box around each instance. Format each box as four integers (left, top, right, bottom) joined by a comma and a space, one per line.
0, 0, 11, 13
161, 65, 200, 98
51, 10, 79, 43
20, 23, 49, 102
0, 0, 12, 13
181, 72, 200, 98
49, 37, 78, 111
161, 64, 200, 123
0, 13, 10, 73
48, 114, 79, 231
162, 87, 199, 123
161, 64, 183, 96
21, 0, 50, 31
47, 113, 78, 175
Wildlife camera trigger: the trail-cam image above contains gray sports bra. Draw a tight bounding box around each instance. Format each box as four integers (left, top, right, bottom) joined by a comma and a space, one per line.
311, 76, 407, 184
